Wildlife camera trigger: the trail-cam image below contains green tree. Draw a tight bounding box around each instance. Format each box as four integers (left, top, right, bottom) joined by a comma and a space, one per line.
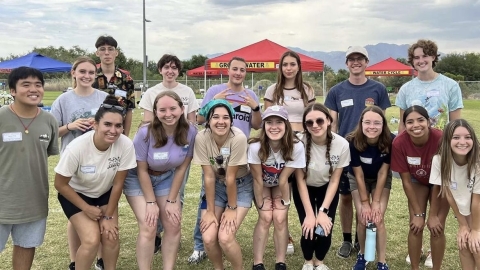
435, 53, 480, 81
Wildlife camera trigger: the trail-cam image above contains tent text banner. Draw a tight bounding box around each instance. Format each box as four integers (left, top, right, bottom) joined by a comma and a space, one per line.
365, 70, 411, 76
210, 62, 276, 69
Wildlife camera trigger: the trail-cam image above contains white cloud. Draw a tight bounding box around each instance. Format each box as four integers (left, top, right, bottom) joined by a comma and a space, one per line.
0, 0, 478, 63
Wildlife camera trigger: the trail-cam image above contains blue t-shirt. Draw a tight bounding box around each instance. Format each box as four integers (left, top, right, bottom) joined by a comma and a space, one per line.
202, 84, 260, 137
348, 133, 395, 179
325, 79, 391, 137
395, 74, 463, 127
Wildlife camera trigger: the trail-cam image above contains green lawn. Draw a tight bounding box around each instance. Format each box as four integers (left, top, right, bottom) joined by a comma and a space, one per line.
1, 92, 478, 269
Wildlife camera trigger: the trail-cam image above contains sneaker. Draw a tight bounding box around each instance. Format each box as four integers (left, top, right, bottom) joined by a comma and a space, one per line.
377, 262, 389, 270
406, 248, 424, 265
187, 250, 207, 264
275, 262, 287, 270
424, 250, 433, 268
337, 241, 353, 258
314, 264, 330, 270
154, 235, 162, 254
94, 258, 104, 270
302, 264, 314, 270
68, 262, 75, 270
286, 235, 294, 255
352, 253, 367, 270
253, 263, 266, 270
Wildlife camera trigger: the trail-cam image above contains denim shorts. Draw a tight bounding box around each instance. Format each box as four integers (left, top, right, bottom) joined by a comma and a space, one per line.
0, 218, 47, 252
123, 168, 175, 197
338, 169, 351, 195
200, 173, 253, 209
348, 172, 392, 193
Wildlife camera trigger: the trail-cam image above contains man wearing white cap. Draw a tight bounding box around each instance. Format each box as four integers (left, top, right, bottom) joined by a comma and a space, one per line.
324, 46, 391, 260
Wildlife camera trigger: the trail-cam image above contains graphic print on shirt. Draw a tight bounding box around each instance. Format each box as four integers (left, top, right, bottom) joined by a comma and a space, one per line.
410, 89, 444, 127
107, 156, 121, 170
224, 91, 251, 124
69, 108, 97, 137
262, 155, 285, 186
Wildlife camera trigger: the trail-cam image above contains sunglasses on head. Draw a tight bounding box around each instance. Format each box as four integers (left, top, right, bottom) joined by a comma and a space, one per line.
101, 104, 126, 115
305, 118, 325, 128
215, 155, 226, 176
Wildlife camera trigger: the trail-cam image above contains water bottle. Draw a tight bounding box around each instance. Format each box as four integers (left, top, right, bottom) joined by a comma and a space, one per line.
364, 222, 377, 261
314, 217, 332, 236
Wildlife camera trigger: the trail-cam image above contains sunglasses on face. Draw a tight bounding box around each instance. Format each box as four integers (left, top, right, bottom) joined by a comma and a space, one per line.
215, 155, 226, 176
305, 118, 325, 128
100, 104, 126, 115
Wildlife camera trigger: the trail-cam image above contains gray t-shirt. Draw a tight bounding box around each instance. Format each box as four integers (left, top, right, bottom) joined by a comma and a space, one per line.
51, 89, 108, 153
0, 106, 59, 224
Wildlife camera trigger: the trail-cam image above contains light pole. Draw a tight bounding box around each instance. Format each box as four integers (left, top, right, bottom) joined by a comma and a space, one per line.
142, 0, 151, 92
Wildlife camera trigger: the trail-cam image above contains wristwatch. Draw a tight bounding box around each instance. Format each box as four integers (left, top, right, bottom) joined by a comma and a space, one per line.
319, 207, 329, 215
252, 105, 260, 112
281, 199, 291, 206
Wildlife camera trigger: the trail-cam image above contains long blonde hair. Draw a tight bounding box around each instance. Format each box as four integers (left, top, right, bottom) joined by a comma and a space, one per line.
72, 56, 97, 88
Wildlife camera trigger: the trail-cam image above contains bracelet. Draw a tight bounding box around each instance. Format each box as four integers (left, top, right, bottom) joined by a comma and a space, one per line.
252, 105, 260, 112
414, 213, 426, 217
66, 123, 71, 131
226, 204, 237, 210
103, 216, 114, 220
166, 199, 177, 204
146, 201, 156, 204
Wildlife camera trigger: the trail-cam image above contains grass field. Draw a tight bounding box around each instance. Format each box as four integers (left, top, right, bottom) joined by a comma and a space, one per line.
1, 91, 478, 269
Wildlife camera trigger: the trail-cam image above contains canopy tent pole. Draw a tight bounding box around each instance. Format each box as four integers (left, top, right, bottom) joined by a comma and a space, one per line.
251, 73, 253, 89
204, 60, 207, 95
221, 74, 223, 84
322, 70, 325, 101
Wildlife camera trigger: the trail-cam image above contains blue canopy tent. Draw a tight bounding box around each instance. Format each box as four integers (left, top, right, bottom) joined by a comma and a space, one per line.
0, 52, 72, 73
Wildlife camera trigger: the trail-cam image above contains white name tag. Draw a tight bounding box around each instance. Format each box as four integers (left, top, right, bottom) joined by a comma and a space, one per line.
341, 99, 354, 107
80, 166, 96, 174
2, 132, 22, 142
360, 157, 373, 164
450, 182, 457, 190
284, 96, 292, 101
427, 90, 440, 97
240, 105, 252, 113
220, 147, 230, 155
114, 89, 127, 98
154, 152, 169, 160
91, 108, 98, 115
407, 156, 421, 165
308, 162, 316, 169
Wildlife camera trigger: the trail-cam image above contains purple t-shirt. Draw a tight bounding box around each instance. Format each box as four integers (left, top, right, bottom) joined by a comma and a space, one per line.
202, 84, 260, 137
133, 124, 197, 171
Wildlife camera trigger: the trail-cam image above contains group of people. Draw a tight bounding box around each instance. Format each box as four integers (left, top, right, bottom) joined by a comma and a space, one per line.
0, 35, 479, 270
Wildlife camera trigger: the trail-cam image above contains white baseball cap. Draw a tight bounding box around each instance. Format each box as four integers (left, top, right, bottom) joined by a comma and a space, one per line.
346, 46, 369, 59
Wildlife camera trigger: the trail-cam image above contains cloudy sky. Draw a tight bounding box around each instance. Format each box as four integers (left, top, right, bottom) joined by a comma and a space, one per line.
1, 0, 479, 61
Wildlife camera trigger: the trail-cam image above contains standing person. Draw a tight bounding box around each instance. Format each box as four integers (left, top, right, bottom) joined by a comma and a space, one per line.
346, 106, 394, 270
391, 105, 449, 270
429, 119, 480, 269
248, 105, 306, 270
51, 56, 109, 270
187, 56, 261, 264
92, 35, 135, 137
139, 54, 199, 254
124, 91, 197, 270
293, 103, 351, 270
54, 96, 136, 270
264, 51, 316, 254
396, 39, 463, 133
324, 46, 391, 258
194, 99, 254, 270
0, 67, 59, 270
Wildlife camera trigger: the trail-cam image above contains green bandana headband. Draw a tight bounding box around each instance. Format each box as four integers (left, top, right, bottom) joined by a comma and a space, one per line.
199, 99, 235, 118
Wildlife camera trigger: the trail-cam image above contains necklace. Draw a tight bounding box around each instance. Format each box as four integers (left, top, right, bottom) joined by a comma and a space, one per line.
10, 105, 40, 134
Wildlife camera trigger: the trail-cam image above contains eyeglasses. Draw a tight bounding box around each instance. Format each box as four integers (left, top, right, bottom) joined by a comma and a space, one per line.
215, 155, 226, 176
347, 57, 366, 63
100, 104, 126, 115
362, 121, 383, 127
305, 118, 325, 128
98, 47, 116, 52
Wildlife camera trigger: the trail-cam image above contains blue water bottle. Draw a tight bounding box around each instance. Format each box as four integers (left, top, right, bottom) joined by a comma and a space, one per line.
364, 222, 377, 261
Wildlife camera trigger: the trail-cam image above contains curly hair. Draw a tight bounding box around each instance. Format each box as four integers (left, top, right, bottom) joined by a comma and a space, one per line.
407, 39, 440, 68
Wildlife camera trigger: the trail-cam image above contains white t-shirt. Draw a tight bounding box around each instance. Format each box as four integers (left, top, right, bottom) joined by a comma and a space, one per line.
429, 155, 480, 216
139, 82, 199, 117
302, 132, 350, 187
55, 132, 137, 198
264, 83, 315, 123
248, 141, 306, 187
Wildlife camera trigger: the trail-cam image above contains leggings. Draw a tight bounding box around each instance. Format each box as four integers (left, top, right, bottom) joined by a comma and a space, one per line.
292, 182, 339, 261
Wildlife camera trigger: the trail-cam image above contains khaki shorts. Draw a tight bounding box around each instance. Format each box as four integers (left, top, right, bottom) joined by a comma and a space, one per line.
348, 172, 392, 193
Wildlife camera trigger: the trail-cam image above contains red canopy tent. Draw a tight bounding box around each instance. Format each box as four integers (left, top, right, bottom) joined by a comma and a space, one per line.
186, 66, 228, 77
365, 57, 414, 76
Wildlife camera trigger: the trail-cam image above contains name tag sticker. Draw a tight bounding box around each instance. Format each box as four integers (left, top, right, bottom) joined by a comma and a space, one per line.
360, 157, 373, 164
284, 96, 292, 101
80, 166, 96, 174
91, 108, 98, 115
2, 132, 22, 142
308, 162, 316, 169
114, 89, 127, 98
450, 182, 457, 190
220, 147, 230, 155
407, 156, 421, 165
341, 99, 354, 107
427, 90, 440, 97
240, 105, 252, 113
154, 152, 169, 160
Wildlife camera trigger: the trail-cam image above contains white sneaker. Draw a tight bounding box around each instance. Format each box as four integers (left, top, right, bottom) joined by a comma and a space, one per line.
286, 235, 294, 255
302, 264, 314, 270
406, 248, 424, 264
187, 250, 207, 264
314, 264, 330, 270
424, 250, 433, 268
